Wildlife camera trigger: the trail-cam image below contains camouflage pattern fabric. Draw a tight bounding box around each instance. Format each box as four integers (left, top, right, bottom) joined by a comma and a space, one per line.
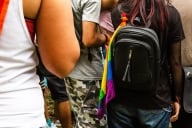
65, 77, 106, 128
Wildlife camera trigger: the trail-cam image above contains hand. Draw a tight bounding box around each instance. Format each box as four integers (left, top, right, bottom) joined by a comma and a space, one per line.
170, 101, 180, 122
100, 27, 112, 45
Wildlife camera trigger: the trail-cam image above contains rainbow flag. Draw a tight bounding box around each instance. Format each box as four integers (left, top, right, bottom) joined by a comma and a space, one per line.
0, 0, 9, 34
97, 25, 123, 119
97, 13, 128, 119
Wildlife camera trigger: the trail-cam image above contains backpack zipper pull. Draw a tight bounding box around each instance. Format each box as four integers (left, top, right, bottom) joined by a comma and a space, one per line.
122, 49, 132, 82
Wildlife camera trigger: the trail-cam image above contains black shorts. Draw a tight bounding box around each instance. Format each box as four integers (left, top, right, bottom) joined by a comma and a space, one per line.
46, 76, 69, 102
37, 59, 69, 102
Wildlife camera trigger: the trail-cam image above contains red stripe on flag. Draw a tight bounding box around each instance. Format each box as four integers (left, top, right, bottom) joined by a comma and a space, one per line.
0, 0, 10, 34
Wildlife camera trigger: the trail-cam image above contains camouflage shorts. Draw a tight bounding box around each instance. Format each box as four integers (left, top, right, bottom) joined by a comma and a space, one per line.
64, 77, 107, 128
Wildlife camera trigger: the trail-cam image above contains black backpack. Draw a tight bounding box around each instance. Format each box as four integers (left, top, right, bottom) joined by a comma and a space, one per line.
112, 24, 161, 93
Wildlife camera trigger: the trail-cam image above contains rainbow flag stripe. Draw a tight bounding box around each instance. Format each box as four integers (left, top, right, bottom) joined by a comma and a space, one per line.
97, 13, 128, 119
97, 25, 122, 119
0, 0, 9, 34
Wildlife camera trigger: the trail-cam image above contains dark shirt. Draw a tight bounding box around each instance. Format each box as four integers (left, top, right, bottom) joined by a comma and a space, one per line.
111, 5, 185, 109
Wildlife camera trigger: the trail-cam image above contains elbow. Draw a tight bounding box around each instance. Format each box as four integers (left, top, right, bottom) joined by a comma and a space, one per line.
55, 49, 80, 78
170, 54, 182, 68
170, 60, 182, 71
44, 48, 80, 78
63, 50, 80, 77
83, 39, 95, 47
54, 62, 78, 78
171, 61, 181, 67
82, 36, 98, 47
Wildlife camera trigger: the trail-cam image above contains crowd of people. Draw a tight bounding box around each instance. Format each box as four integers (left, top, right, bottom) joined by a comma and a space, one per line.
0, 0, 191, 128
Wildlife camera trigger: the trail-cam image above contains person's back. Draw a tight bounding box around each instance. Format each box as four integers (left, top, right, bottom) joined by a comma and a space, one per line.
107, 0, 184, 127
0, 1, 43, 126
0, 0, 79, 127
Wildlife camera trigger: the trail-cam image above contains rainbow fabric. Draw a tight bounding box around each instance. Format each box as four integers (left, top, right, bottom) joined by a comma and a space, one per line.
0, 0, 9, 34
97, 13, 128, 119
97, 25, 123, 119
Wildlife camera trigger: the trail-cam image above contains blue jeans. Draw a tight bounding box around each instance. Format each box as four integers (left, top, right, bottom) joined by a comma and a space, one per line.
107, 101, 172, 128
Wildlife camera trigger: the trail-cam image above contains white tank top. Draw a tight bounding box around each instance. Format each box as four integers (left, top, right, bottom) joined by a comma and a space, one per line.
0, 0, 46, 127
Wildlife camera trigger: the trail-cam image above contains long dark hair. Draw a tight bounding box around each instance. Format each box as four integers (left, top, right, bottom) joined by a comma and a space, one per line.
119, 0, 170, 30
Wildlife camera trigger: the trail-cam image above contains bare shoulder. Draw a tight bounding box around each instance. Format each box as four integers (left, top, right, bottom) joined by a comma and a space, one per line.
23, 0, 70, 19
23, 0, 41, 19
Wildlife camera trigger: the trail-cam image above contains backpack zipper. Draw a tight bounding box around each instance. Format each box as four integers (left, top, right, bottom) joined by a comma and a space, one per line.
122, 49, 132, 82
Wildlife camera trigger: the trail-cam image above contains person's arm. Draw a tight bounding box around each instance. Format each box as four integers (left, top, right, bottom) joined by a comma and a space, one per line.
80, 0, 110, 47
36, 0, 80, 78
169, 41, 182, 122
82, 21, 108, 47
166, 5, 185, 122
